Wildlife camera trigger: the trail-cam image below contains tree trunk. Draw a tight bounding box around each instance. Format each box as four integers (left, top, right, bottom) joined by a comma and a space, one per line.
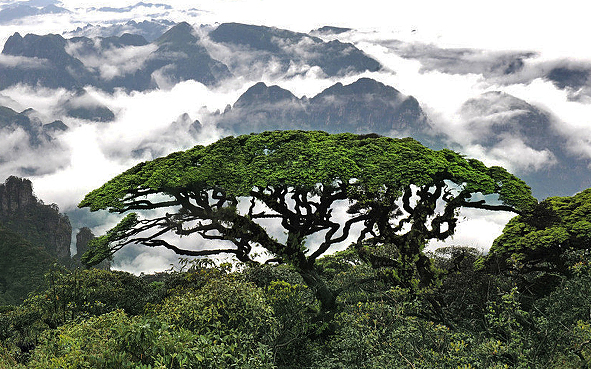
298, 267, 336, 313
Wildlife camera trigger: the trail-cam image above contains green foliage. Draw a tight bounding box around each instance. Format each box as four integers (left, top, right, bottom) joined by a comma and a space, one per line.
0, 198, 72, 264
1, 265, 279, 368
4, 248, 591, 367
0, 267, 157, 364
529, 261, 591, 367
26, 275, 279, 368
27, 310, 203, 369
0, 344, 25, 369
431, 246, 512, 332
490, 188, 591, 278
310, 295, 478, 368
152, 277, 277, 341
28, 308, 275, 368
149, 278, 278, 368
82, 213, 139, 266
80, 131, 535, 213
0, 226, 56, 305
265, 280, 317, 368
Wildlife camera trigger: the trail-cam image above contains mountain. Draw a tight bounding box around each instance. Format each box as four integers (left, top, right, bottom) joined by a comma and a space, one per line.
0, 32, 93, 89
233, 81, 300, 108
69, 32, 149, 52
0, 3, 69, 24
458, 91, 591, 198
130, 112, 203, 159
460, 91, 558, 151
0, 176, 112, 305
546, 66, 590, 90
216, 77, 431, 141
0, 106, 69, 179
60, 88, 115, 122
68, 19, 176, 43
0, 22, 232, 92
0, 105, 65, 146
95, 2, 172, 13
0, 22, 381, 92
308, 78, 428, 136
209, 22, 381, 77
216, 83, 589, 199
147, 22, 232, 87
0, 176, 71, 261
311, 26, 353, 35
72, 226, 110, 270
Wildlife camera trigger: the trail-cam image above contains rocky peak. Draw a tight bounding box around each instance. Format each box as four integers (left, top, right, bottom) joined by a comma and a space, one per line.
210, 23, 295, 53
0, 176, 72, 261
314, 78, 401, 99
156, 21, 198, 45
1, 32, 23, 53
3, 32, 69, 63
0, 176, 36, 216
233, 82, 299, 108
312, 26, 352, 35
103, 33, 149, 48
75, 227, 94, 257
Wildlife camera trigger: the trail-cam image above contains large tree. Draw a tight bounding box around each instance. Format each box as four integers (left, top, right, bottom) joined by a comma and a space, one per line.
79, 131, 536, 311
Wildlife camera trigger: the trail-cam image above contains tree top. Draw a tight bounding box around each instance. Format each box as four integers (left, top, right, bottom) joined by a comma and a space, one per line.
79, 131, 536, 214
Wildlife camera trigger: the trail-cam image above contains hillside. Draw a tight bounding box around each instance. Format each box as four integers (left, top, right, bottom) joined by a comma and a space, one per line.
0, 226, 56, 305
0, 176, 71, 261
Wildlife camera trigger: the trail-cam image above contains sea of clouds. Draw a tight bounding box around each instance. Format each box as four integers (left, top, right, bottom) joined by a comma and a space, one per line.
0, 0, 589, 273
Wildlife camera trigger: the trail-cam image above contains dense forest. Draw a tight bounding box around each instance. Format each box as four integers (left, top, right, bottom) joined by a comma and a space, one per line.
1, 131, 591, 368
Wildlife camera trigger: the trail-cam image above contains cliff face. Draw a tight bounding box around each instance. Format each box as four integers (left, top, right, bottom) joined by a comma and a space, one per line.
74, 227, 110, 270
0, 176, 72, 261
0, 176, 36, 214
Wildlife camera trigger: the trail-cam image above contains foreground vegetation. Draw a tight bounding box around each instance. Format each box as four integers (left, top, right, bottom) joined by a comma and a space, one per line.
1, 246, 591, 368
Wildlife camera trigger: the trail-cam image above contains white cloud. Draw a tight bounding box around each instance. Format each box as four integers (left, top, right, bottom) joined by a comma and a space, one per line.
112, 245, 181, 275
502, 79, 591, 161
65, 41, 158, 80
32, 124, 129, 210
0, 84, 71, 120
22, 80, 244, 211
0, 54, 49, 68
489, 138, 557, 172
427, 208, 515, 253
0, 127, 70, 182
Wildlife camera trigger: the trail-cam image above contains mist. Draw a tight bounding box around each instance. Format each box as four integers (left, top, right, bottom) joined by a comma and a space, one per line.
1, 0, 589, 273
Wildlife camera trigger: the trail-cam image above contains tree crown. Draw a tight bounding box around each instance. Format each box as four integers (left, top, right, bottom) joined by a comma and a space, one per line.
80, 131, 535, 214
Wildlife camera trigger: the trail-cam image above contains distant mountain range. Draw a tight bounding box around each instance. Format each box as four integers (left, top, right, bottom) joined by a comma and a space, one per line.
0, 105, 66, 146
208, 22, 381, 77
0, 22, 381, 92
0, 2, 69, 24
215, 77, 431, 141
0, 10, 589, 280
456, 91, 591, 197
0, 20, 589, 201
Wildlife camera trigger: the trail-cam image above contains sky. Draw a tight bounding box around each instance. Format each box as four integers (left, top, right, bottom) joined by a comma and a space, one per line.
0, 0, 589, 273
4, 0, 591, 58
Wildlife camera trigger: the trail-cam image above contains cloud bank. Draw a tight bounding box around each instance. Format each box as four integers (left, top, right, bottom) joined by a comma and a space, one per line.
1, 1, 590, 273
